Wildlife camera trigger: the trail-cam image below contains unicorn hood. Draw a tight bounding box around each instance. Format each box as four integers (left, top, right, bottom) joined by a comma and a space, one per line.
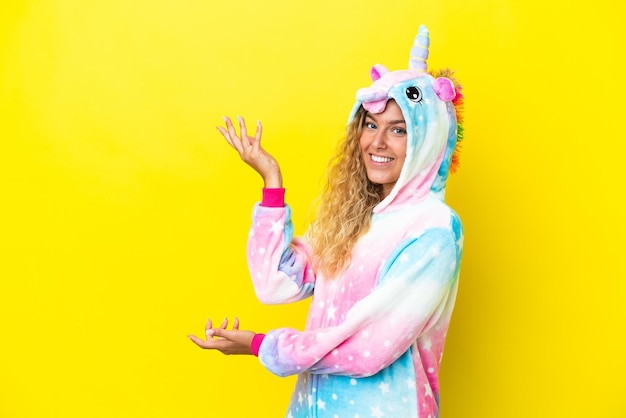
349, 25, 464, 214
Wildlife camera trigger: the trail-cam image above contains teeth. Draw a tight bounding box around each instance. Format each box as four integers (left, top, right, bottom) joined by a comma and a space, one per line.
371, 155, 393, 163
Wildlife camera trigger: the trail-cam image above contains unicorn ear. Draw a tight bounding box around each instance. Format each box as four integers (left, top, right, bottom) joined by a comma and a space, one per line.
433, 77, 456, 101
370, 64, 389, 81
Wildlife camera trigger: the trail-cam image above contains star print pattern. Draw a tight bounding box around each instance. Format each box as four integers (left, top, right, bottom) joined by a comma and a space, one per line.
285, 354, 426, 417
246, 69, 464, 417
250, 196, 462, 417
371, 406, 385, 417
379, 382, 390, 394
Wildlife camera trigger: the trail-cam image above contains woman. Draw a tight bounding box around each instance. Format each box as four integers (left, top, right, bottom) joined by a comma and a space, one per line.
189, 25, 464, 418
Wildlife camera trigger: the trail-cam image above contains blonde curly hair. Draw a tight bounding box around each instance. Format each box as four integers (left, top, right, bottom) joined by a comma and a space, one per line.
306, 105, 384, 278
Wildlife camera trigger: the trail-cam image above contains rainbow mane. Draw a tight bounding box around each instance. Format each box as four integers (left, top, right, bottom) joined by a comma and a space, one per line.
430, 68, 464, 174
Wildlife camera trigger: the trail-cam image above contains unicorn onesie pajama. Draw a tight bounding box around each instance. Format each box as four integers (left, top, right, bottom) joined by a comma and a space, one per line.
247, 25, 464, 418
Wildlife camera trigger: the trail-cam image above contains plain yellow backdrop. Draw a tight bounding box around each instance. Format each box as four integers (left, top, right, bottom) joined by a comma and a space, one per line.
1, 0, 624, 417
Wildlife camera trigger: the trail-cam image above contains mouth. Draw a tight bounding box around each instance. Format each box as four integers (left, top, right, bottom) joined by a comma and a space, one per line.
370, 154, 395, 164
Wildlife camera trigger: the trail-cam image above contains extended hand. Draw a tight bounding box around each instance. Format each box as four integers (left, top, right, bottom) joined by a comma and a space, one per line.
188, 317, 255, 355
217, 116, 283, 188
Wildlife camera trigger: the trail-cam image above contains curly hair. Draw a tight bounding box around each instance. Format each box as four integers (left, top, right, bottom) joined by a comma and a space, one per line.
306, 105, 383, 278
307, 71, 463, 278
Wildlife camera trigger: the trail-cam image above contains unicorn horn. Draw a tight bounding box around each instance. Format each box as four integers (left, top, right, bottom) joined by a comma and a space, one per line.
409, 25, 430, 72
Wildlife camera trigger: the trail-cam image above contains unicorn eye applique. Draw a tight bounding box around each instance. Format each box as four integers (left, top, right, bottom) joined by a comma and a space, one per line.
405, 86, 423, 103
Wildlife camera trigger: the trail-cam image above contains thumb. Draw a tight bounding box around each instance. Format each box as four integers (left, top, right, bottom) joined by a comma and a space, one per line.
210, 328, 232, 339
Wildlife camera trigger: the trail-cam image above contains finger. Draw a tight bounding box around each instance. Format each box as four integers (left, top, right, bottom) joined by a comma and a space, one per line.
222, 115, 234, 130
223, 116, 244, 154
249, 119, 261, 153
188, 334, 205, 348
188, 334, 222, 349
238, 116, 252, 151
211, 328, 238, 341
208, 317, 229, 341
211, 328, 254, 348
233, 317, 240, 331
254, 120, 263, 144
219, 317, 228, 329
217, 126, 236, 149
224, 116, 239, 138
189, 334, 211, 348
205, 318, 214, 339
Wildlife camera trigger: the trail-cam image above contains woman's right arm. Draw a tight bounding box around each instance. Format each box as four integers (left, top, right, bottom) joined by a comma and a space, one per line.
218, 116, 316, 304
247, 197, 315, 304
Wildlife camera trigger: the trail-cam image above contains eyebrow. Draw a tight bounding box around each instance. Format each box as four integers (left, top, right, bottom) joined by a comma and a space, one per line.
366, 114, 406, 125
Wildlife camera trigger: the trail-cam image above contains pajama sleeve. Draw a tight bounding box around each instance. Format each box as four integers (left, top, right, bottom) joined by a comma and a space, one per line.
256, 220, 463, 377
247, 200, 316, 305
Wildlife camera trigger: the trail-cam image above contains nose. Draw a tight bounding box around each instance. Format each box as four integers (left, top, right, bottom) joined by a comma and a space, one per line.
372, 130, 387, 149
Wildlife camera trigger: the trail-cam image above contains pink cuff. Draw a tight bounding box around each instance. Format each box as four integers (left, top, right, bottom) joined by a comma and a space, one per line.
250, 333, 266, 357
261, 188, 285, 207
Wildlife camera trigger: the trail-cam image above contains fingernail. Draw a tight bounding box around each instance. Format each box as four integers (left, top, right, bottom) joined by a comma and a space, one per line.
205, 329, 215, 337
222, 116, 227, 122
237, 115, 242, 122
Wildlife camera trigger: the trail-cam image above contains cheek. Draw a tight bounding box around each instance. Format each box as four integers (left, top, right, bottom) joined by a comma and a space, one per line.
396, 140, 408, 158
359, 132, 366, 149
358, 133, 367, 151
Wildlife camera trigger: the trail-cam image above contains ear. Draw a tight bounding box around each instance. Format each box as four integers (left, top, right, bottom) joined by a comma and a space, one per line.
370, 64, 390, 81
433, 77, 456, 101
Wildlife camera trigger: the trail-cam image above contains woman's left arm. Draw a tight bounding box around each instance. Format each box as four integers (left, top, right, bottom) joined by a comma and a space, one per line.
255, 224, 463, 377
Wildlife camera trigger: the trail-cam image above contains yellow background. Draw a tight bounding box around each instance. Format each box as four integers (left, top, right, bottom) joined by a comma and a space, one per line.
1, 0, 624, 417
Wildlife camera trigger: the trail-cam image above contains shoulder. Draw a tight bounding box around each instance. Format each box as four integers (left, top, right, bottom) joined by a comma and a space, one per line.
403, 200, 464, 257
407, 198, 462, 236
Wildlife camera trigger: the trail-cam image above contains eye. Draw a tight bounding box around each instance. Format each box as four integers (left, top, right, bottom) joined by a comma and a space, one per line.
405, 86, 423, 103
392, 127, 406, 135
365, 121, 377, 130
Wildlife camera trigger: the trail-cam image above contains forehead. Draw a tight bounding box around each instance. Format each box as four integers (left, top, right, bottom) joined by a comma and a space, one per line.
367, 100, 405, 122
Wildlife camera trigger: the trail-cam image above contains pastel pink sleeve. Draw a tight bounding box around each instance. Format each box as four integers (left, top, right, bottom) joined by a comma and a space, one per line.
247, 195, 316, 305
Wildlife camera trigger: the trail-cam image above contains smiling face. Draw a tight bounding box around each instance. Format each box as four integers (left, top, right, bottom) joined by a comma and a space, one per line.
359, 100, 407, 197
